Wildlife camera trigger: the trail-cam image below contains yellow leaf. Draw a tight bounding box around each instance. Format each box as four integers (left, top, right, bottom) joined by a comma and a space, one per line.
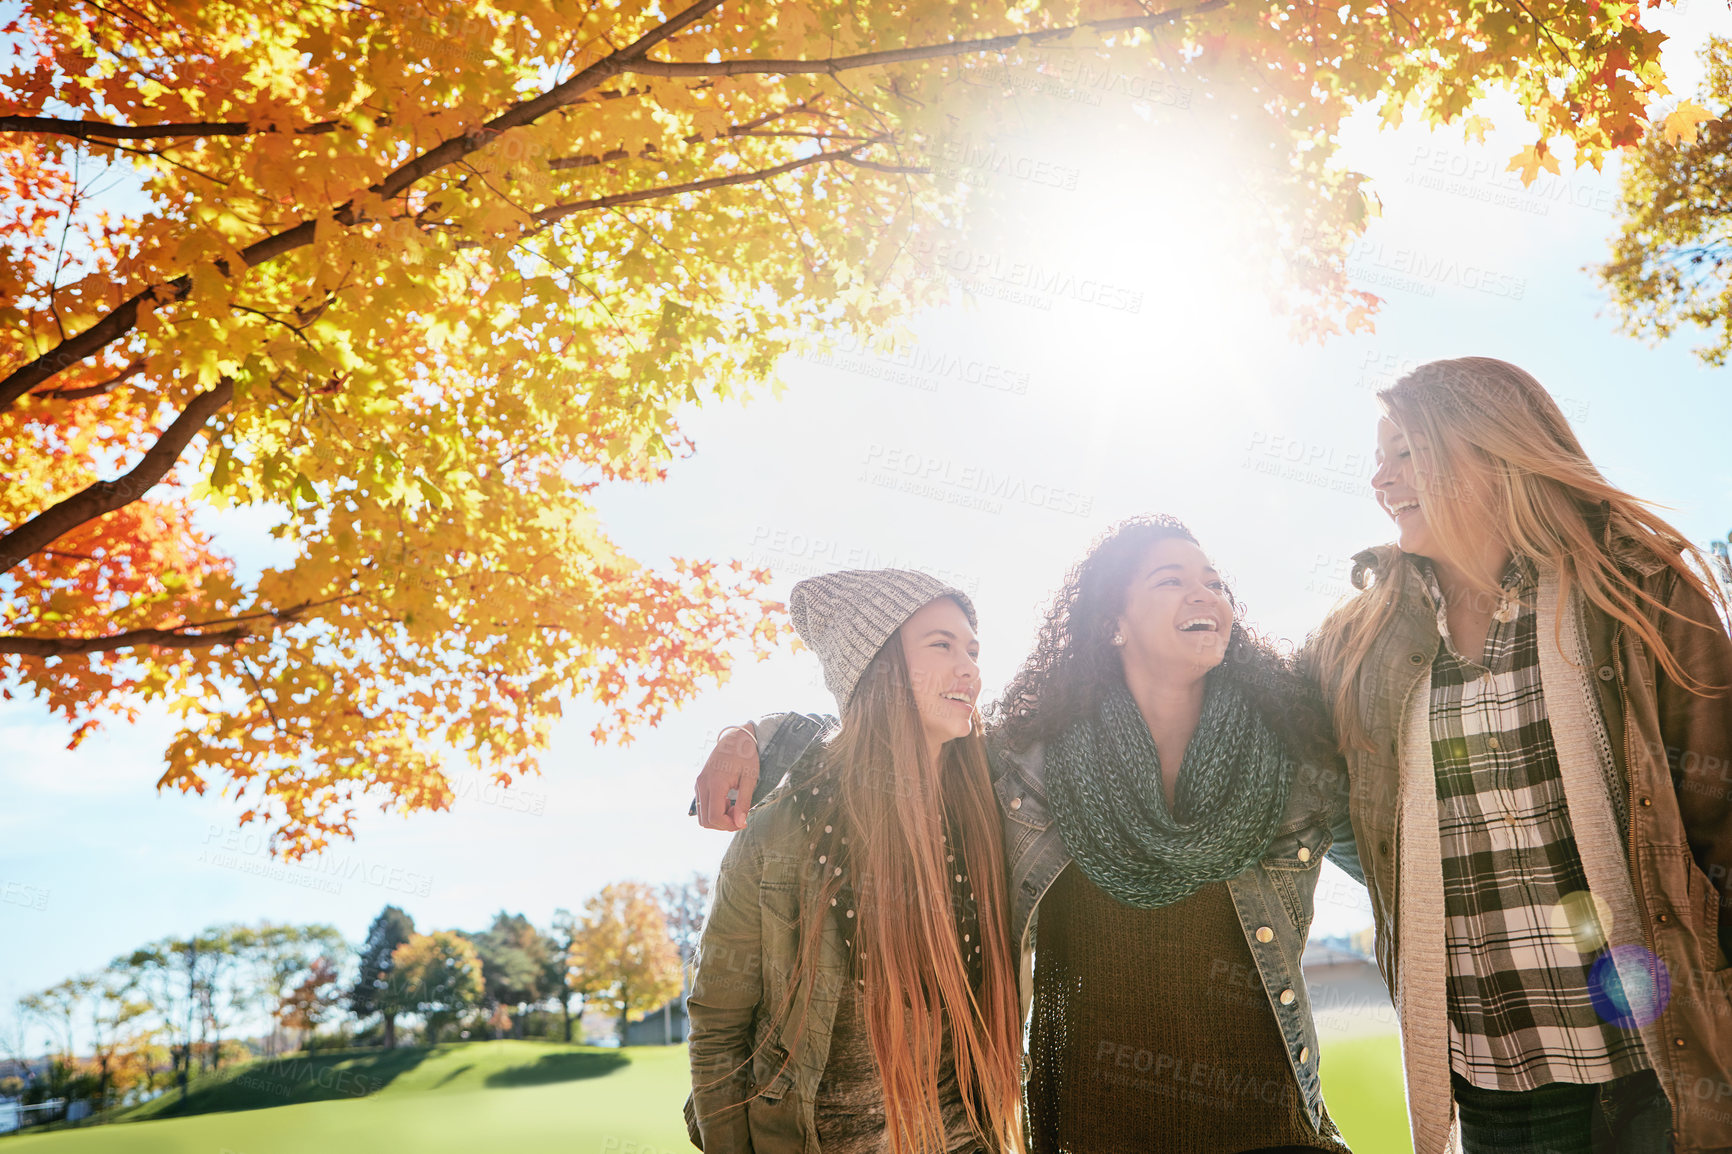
1663, 100, 1716, 145
1506, 144, 1561, 186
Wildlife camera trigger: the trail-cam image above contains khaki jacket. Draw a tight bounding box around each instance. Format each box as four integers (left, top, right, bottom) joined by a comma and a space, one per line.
1315, 544, 1732, 1154
686, 775, 845, 1154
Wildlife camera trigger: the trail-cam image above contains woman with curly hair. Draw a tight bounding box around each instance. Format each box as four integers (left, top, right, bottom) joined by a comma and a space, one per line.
694, 517, 1360, 1153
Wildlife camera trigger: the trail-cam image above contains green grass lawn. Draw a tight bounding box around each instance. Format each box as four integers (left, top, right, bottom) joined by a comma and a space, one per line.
1321, 1034, 1414, 1154
3, 1034, 1411, 1154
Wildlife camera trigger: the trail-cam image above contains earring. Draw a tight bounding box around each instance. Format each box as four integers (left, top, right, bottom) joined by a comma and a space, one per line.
1111, 632, 1125, 647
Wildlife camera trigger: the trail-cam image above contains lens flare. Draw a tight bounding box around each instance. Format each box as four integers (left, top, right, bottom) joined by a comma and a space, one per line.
1548, 890, 1613, 955
1589, 945, 1671, 1030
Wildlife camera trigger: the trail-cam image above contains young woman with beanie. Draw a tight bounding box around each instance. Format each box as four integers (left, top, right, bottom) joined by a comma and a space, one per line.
694, 519, 1360, 1153
685, 570, 1025, 1154
1305, 357, 1732, 1154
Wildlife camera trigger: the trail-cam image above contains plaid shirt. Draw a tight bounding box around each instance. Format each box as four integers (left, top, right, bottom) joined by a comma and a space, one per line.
1421, 558, 1649, 1091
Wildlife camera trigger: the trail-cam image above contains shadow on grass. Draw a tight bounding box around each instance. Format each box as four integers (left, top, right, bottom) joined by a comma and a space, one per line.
126, 1047, 434, 1122
482, 1051, 630, 1088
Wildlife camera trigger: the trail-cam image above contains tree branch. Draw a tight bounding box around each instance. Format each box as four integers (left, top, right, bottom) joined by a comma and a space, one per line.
0, 0, 726, 412
31, 358, 146, 401
0, 377, 234, 574
621, 2, 1228, 78
0, 625, 249, 658
0, 115, 340, 142
0, 0, 1215, 409
528, 141, 879, 231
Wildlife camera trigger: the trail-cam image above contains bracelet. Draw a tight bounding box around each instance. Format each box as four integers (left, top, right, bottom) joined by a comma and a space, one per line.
718, 724, 755, 743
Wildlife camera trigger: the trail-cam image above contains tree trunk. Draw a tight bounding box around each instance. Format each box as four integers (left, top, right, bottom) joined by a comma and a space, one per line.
383, 1013, 396, 1049
560, 994, 572, 1044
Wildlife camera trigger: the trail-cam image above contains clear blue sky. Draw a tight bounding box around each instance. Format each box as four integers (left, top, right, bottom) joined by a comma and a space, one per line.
5, 5, 1731, 1051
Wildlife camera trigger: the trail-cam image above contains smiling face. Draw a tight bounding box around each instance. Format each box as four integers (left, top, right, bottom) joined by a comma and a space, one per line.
1370, 414, 1500, 563
1370, 416, 1436, 557
896, 596, 981, 753
1113, 537, 1234, 684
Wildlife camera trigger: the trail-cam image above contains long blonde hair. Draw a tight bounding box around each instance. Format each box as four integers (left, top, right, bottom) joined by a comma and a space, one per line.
711, 631, 1024, 1153
1311, 356, 1729, 750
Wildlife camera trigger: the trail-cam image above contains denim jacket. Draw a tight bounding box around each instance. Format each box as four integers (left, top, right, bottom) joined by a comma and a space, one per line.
745, 712, 1363, 1137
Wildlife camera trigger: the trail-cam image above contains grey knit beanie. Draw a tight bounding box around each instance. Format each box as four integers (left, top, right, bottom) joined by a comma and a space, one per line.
788, 569, 979, 708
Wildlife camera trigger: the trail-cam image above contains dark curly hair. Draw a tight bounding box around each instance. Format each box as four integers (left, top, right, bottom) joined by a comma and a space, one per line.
987, 515, 1335, 765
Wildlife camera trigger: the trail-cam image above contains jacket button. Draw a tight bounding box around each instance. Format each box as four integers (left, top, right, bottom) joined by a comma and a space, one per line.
1280, 989, 1296, 1005
1674, 1037, 1686, 1048
1639, 797, 1652, 807
1598, 665, 1615, 681
1010, 797, 1022, 810
1408, 652, 1426, 666
1378, 840, 1391, 858
1298, 1046, 1310, 1063
1657, 912, 1670, 924
1297, 847, 1312, 863
1256, 926, 1274, 943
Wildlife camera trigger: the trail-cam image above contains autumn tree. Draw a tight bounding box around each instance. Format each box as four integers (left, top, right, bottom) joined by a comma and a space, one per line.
0, 2, 1678, 854
233, 921, 346, 1054
1599, 36, 1732, 364
348, 904, 414, 1048
280, 957, 344, 1040
568, 881, 682, 1041
388, 931, 485, 1045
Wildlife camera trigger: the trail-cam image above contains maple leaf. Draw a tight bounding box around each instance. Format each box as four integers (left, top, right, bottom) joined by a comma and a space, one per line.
1507, 143, 1563, 184
1662, 99, 1716, 144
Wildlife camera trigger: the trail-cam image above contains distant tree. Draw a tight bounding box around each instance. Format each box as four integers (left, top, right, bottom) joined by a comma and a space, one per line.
235, 921, 346, 1055
1600, 36, 1732, 364
86, 967, 153, 1114
465, 912, 556, 1038
280, 956, 344, 1039
348, 905, 415, 1048
20, 977, 88, 1061
567, 882, 682, 1042
549, 908, 581, 1044
388, 932, 484, 1045
658, 874, 712, 993
118, 926, 241, 1099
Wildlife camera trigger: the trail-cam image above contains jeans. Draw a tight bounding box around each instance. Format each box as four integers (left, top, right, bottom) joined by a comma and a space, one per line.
1452, 1070, 1673, 1154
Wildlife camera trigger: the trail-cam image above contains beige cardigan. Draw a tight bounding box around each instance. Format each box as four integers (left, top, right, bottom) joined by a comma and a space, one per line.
1393, 569, 1657, 1153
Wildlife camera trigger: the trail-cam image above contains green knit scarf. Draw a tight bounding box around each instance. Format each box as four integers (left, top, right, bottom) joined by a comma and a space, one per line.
1045, 676, 1293, 909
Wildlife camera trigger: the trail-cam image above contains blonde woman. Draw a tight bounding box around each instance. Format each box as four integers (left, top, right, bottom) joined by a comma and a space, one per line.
686, 570, 1024, 1154
1306, 358, 1732, 1154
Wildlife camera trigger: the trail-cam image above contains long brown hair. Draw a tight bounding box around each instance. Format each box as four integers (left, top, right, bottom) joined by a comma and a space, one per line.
773, 631, 1024, 1153
1310, 356, 1730, 749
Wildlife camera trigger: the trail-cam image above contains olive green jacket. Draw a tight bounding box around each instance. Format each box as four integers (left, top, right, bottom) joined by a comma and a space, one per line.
685, 758, 847, 1154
